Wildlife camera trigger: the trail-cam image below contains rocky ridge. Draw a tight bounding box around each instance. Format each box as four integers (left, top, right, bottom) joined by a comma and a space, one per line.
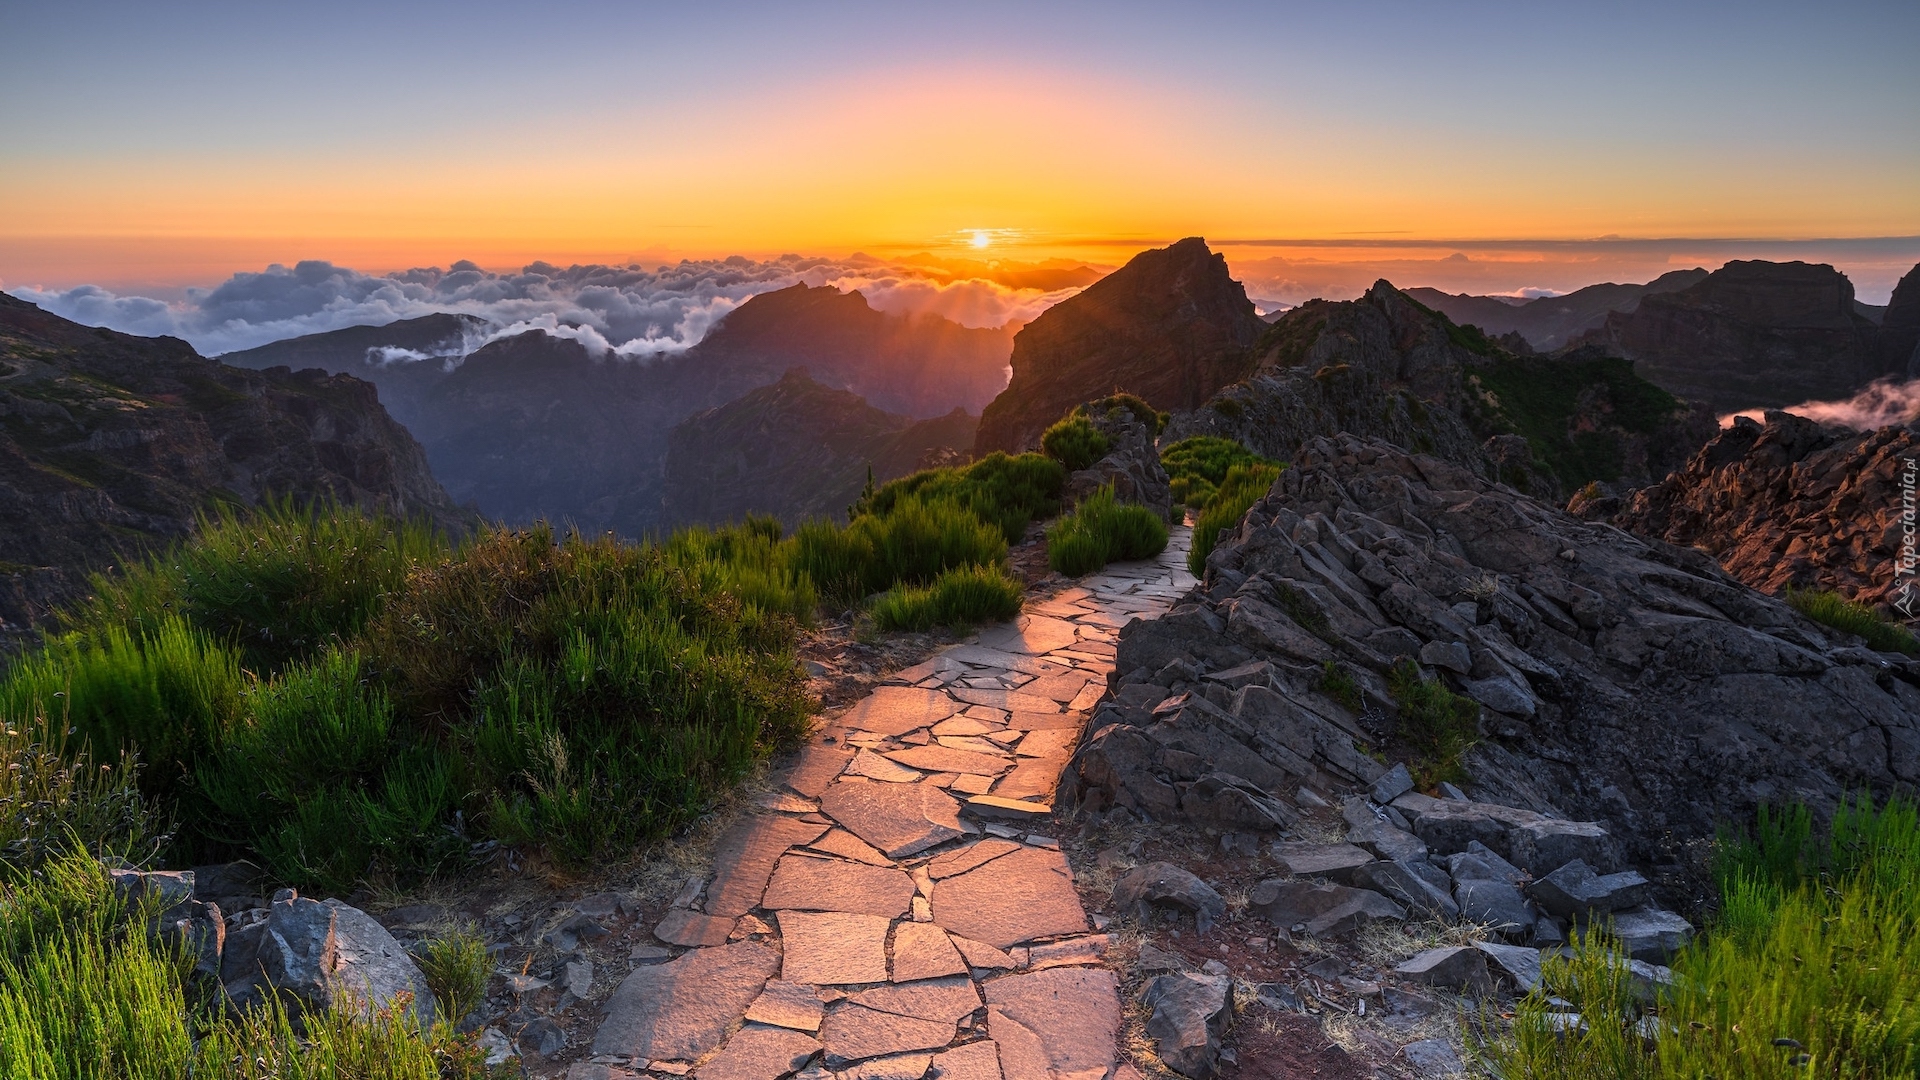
1598, 411, 1920, 610
0, 293, 469, 638
1408, 268, 1709, 352
974, 239, 1266, 456
662, 369, 977, 528
1065, 434, 1920, 884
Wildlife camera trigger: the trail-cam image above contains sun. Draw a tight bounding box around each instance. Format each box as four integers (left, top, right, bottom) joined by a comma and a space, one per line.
968, 230, 991, 249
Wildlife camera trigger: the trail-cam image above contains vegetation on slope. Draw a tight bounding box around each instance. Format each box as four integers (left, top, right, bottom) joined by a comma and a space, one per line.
1495, 795, 1920, 1078
1786, 587, 1920, 654
1045, 486, 1169, 576
1469, 353, 1691, 490
1188, 461, 1285, 576
1162, 435, 1280, 510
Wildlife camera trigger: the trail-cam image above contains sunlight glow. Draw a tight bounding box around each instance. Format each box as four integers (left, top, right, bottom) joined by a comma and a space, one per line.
969, 230, 992, 249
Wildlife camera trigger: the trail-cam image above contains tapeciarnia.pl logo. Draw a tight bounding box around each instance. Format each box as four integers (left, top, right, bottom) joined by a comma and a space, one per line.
1897, 457, 1918, 619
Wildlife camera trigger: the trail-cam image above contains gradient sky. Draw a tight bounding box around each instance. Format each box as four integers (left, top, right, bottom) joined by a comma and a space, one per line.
3, 0, 1917, 299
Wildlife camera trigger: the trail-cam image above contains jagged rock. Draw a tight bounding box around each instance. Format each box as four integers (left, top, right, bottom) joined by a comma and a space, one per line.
1507, 819, 1618, 874
1370, 763, 1414, 804
1527, 861, 1651, 921
1351, 819, 1429, 863
975, 238, 1264, 454
1268, 842, 1374, 882
1602, 907, 1695, 964
1063, 401, 1172, 518
1138, 973, 1233, 1078
1473, 941, 1544, 992
1613, 412, 1920, 610
1393, 947, 1493, 996
1110, 863, 1226, 932
1452, 880, 1534, 939
1180, 773, 1296, 832
222, 891, 434, 1027
1348, 860, 1459, 921
1408, 270, 1709, 352
1445, 841, 1528, 887
1248, 880, 1405, 937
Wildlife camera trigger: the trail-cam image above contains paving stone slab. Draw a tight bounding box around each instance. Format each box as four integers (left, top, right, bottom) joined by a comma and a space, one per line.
694, 1025, 821, 1080
805, 829, 896, 867
983, 969, 1120, 1080
930, 1041, 1002, 1080
1000, 710, 1084, 732
886, 745, 1014, 777
949, 688, 1065, 714
777, 911, 892, 985
707, 819, 833, 919
948, 935, 1018, 970
850, 750, 926, 783
1026, 935, 1108, 970
926, 838, 1023, 880
978, 616, 1081, 655
821, 780, 969, 859
841, 1052, 936, 1080
961, 794, 1054, 822
850, 975, 983, 1025
1022, 673, 1097, 703
1009, 729, 1078, 761
891, 923, 968, 982
932, 717, 1001, 737
594, 941, 780, 1059
988, 760, 1069, 802
762, 855, 917, 918
931, 846, 1089, 949
654, 908, 737, 948
942, 645, 1071, 677
746, 980, 827, 1032
820, 1005, 957, 1064
843, 687, 960, 737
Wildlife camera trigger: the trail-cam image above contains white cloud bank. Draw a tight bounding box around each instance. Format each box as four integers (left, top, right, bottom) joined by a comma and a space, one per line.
1723, 377, 1920, 431
6, 255, 1079, 360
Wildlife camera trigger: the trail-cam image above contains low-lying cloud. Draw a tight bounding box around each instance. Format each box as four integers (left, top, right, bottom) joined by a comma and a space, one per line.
7, 254, 1078, 360
1723, 377, 1920, 431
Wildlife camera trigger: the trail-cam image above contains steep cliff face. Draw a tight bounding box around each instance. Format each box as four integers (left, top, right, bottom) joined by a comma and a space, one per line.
215, 286, 1011, 535
1603, 413, 1920, 610
1595, 260, 1896, 413
973, 238, 1266, 455
661, 369, 977, 528
1408, 268, 1708, 351
1882, 263, 1920, 375
1165, 282, 1714, 500
0, 293, 468, 637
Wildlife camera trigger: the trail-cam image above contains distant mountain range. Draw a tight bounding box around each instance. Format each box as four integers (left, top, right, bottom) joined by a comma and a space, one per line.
222, 284, 1014, 536
1404, 269, 1710, 351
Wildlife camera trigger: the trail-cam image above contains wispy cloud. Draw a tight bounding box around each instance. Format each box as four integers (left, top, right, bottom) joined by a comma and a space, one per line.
1723, 377, 1920, 431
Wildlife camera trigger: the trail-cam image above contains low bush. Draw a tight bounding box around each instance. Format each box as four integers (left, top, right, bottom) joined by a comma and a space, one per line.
0, 853, 492, 1078
1161, 436, 1276, 509
790, 496, 1007, 606
1385, 657, 1479, 787
0, 720, 161, 872
1786, 587, 1919, 654
1495, 794, 1920, 1079
1040, 414, 1111, 471
858, 452, 1066, 545
870, 564, 1024, 632
1083, 393, 1168, 435
1046, 487, 1169, 576
1187, 462, 1283, 576
415, 926, 491, 1028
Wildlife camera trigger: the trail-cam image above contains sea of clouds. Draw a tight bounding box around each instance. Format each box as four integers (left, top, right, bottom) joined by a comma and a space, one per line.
8, 255, 1079, 360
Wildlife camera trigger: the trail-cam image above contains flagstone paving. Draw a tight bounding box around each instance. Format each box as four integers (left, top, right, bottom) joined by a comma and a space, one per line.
585, 530, 1196, 1080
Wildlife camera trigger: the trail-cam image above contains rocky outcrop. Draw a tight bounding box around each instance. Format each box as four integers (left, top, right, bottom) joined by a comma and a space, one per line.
1408, 269, 1709, 352
1165, 283, 1714, 500
662, 369, 977, 528
1066, 433, 1920, 880
224, 286, 1011, 537
974, 239, 1265, 455
1061, 402, 1172, 518
0, 293, 469, 639
1593, 260, 1899, 414
1883, 263, 1920, 375
1604, 412, 1920, 610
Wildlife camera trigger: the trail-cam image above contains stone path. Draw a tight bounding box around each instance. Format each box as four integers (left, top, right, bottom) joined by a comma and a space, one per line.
579, 532, 1197, 1080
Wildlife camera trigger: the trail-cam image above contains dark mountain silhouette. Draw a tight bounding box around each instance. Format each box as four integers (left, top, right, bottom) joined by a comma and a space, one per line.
0, 293, 467, 639
662, 369, 977, 528
1590, 260, 1906, 414
973, 238, 1266, 454
1406, 268, 1709, 351
222, 286, 1013, 536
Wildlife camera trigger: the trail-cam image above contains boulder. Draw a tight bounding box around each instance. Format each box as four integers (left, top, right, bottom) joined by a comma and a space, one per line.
1248, 880, 1405, 937
1527, 861, 1651, 921
1110, 863, 1227, 933
1393, 947, 1493, 996
1268, 843, 1374, 883
1139, 973, 1233, 1078
1445, 842, 1527, 887
1472, 941, 1543, 992
1506, 820, 1617, 874
1452, 880, 1533, 940
1347, 860, 1459, 921
1370, 763, 1415, 805
1180, 773, 1296, 833
1602, 907, 1694, 964
222, 890, 434, 1026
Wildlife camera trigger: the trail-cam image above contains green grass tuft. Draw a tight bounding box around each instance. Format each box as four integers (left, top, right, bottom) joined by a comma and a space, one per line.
1786, 587, 1919, 654
1162, 436, 1278, 510
870, 564, 1025, 632
1040, 414, 1111, 471
414, 926, 491, 1027
1385, 657, 1479, 787
1187, 462, 1283, 576
1046, 487, 1168, 577
1317, 660, 1362, 713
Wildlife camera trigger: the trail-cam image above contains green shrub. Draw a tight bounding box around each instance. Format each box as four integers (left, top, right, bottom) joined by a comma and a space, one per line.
415, 926, 491, 1026
1041, 414, 1111, 471
1161, 436, 1276, 509
1385, 658, 1479, 787
68, 498, 449, 675
1316, 661, 1362, 713
1786, 587, 1919, 654
1084, 393, 1167, 434
0, 720, 161, 875
1, 616, 245, 802
858, 452, 1065, 545
790, 496, 1007, 606
665, 520, 817, 622
1187, 462, 1283, 576
0, 852, 491, 1078
871, 564, 1025, 632
1495, 795, 1920, 1080
1046, 487, 1169, 576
